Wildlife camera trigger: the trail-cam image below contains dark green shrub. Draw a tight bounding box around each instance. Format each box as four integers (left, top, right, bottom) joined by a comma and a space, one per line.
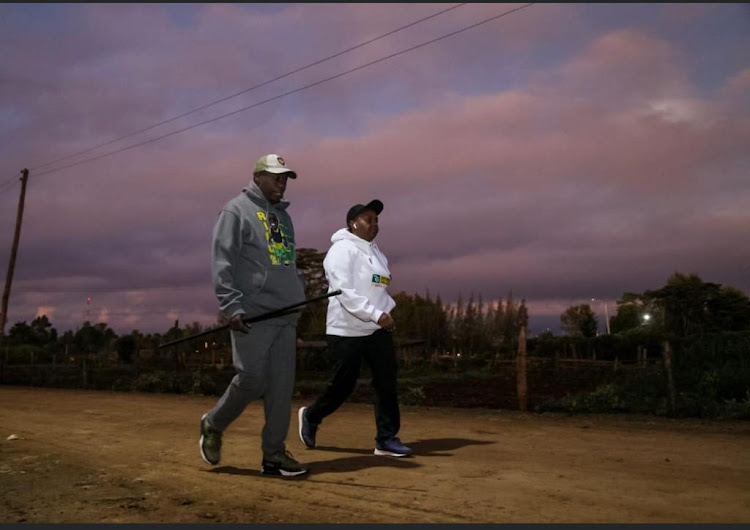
401, 385, 426, 406
190, 371, 218, 395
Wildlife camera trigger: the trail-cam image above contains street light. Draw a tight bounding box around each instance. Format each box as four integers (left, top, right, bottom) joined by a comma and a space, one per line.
643, 313, 651, 324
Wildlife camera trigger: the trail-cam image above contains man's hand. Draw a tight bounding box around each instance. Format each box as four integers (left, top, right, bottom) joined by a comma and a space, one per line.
377, 313, 395, 332
230, 314, 250, 334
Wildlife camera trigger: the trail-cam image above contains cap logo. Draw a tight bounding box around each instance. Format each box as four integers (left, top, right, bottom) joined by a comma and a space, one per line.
276, 156, 285, 166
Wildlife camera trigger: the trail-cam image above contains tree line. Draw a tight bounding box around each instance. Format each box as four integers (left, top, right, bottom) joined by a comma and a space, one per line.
559, 271, 750, 339
2, 248, 749, 366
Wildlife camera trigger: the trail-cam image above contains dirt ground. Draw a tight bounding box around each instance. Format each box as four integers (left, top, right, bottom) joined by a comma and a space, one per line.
0, 386, 748, 523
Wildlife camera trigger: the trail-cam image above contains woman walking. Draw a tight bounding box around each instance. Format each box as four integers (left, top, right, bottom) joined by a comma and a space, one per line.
297, 199, 411, 457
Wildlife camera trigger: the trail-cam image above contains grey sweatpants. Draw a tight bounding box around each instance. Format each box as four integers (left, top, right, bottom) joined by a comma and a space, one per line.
205, 323, 296, 458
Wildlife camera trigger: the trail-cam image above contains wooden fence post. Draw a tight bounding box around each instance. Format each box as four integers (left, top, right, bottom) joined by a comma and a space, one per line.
516, 323, 527, 412
662, 340, 677, 415
82, 359, 88, 388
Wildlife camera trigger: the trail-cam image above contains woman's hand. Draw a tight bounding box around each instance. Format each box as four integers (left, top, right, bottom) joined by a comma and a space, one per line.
377, 313, 395, 332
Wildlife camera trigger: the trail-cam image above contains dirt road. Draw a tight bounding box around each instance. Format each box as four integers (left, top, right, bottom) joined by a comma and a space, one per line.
0, 386, 748, 523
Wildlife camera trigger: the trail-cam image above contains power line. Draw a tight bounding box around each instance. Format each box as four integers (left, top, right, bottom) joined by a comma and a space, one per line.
0, 182, 18, 196
0, 174, 21, 196
28, 3, 467, 173
33, 3, 534, 180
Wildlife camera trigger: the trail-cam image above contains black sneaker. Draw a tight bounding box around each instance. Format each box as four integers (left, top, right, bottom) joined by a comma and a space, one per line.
199, 413, 222, 465
261, 450, 309, 477
298, 406, 317, 449
374, 437, 412, 457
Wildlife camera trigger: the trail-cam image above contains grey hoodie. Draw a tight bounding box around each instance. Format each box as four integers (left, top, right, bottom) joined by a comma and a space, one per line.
211, 181, 305, 325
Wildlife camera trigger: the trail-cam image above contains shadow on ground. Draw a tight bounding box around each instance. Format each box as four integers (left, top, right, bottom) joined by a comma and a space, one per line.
314, 437, 494, 457
408, 437, 496, 456
207, 466, 306, 480
207, 453, 420, 478
207, 438, 494, 479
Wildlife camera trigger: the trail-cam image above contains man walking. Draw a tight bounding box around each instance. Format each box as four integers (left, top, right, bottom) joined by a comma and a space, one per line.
199, 153, 308, 477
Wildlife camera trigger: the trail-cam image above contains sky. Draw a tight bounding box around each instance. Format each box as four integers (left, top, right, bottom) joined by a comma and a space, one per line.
1, 3, 748, 336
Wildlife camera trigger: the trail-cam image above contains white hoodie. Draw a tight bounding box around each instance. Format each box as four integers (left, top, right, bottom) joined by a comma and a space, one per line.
324, 228, 396, 337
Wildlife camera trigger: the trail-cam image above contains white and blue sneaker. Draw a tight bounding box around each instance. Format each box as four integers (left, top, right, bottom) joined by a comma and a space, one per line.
298, 406, 317, 449
374, 437, 412, 457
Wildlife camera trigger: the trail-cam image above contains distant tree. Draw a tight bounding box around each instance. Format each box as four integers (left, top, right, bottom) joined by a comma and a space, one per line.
182, 321, 205, 354
59, 330, 76, 356
161, 321, 183, 346
707, 285, 750, 331
645, 272, 750, 336
30, 315, 57, 346
502, 291, 519, 346
74, 321, 117, 354
517, 299, 529, 329
137, 331, 160, 351
296, 247, 328, 339
431, 293, 449, 352
391, 291, 415, 341
389, 290, 450, 354
471, 293, 492, 357
451, 294, 464, 353
609, 292, 648, 334
460, 293, 478, 354
560, 304, 598, 337
488, 299, 506, 347
7, 321, 34, 345
115, 335, 137, 364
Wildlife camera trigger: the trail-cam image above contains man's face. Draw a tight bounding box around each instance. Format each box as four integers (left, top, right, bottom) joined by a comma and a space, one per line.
255, 171, 289, 204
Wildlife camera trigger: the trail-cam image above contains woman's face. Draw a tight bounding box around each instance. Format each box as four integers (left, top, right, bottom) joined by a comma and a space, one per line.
351, 210, 379, 242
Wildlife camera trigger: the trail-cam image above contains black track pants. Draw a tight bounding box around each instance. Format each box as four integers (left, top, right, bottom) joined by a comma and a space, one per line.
306, 329, 400, 444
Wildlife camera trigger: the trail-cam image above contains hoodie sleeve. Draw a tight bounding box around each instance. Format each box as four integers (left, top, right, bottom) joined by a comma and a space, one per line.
211, 209, 246, 318
324, 242, 384, 324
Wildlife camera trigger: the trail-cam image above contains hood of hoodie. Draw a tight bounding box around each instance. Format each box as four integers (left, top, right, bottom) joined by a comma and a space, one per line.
330, 227, 378, 253
243, 181, 290, 211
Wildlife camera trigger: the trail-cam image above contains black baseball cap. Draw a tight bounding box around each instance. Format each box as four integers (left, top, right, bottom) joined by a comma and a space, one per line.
346, 199, 383, 225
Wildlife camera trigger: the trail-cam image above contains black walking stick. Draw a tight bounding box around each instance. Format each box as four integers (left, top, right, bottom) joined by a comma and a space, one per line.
157, 289, 342, 349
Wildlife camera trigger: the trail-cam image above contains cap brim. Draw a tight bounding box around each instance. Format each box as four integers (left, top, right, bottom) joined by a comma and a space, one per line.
265, 167, 297, 178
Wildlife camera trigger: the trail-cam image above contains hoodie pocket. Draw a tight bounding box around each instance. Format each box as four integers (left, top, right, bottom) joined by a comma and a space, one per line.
249, 269, 268, 294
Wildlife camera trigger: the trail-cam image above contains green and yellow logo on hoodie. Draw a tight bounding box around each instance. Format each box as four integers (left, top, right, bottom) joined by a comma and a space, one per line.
257, 211, 295, 266
371, 274, 391, 286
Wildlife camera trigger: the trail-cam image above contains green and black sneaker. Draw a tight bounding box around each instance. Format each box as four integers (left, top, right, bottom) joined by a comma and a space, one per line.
261, 449, 308, 477
199, 413, 222, 465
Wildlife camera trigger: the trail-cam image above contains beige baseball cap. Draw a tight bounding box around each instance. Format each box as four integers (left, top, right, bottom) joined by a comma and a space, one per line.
253, 154, 297, 179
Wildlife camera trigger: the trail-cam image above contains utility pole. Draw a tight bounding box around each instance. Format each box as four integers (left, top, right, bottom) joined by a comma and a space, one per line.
0, 169, 30, 337
592, 298, 611, 335
604, 302, 611, 334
